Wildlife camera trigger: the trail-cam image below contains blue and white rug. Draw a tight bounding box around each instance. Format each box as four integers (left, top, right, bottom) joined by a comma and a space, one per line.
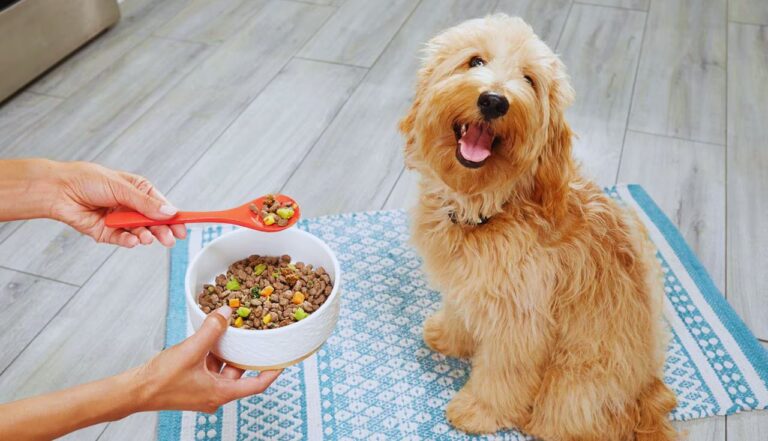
158, 184, 768, 440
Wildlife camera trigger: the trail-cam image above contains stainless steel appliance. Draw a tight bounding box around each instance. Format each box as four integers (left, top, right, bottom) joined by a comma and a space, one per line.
0, 0, 120, 102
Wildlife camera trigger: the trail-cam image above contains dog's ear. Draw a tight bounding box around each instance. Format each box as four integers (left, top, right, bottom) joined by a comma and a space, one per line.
531, 73, 575, 220
399, 58, 436, 169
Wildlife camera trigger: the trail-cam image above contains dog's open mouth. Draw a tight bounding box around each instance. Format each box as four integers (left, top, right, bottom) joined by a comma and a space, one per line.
452, 122, 500, 168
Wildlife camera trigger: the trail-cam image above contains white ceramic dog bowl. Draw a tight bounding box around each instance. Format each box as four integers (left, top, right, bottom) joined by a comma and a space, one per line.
185, 227, 341, 370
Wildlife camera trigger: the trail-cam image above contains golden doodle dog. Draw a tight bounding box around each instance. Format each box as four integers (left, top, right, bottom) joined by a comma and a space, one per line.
399, 15, 677, 441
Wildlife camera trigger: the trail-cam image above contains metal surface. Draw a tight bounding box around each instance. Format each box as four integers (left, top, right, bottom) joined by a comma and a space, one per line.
0, 0, 120, 102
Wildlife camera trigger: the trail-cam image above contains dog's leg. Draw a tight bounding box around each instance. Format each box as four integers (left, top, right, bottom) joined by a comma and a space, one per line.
524, 366, 644, 441
423, 306, 475, 358
445, 338, 543, 434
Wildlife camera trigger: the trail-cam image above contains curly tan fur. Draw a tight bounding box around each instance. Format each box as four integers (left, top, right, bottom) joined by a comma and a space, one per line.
400, 15, 677, 440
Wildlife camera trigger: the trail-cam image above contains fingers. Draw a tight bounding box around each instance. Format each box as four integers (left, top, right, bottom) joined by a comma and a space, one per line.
149, 225, 176, 247
130, 227, 154, 245
185, 306, 231, 356
218, 370, 282, 401
111, 175, 177, 221
109, 231, 140, 248
170, 223, 187, 240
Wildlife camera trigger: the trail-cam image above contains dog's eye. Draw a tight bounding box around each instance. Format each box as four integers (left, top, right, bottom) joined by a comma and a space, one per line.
524, 75, 535, 87
468, 56, 485, 68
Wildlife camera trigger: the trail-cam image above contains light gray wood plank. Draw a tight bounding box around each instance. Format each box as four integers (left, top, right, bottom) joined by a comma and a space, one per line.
27, 0, 189, 97
0, 220, 117, 286
97, 412, 156, 441
495, 0, 573, 48
298, 0, 418, 67
169, 58, 366, 209
727, 410, 768, 440
727, 23, 768, 340
0, 268, 79, 374
629, 0, 726, 145
383, 169, 420, 210
557, 3, 645, 186
618, 131, 725, 291
283, 0, 498, 217
95, 0, 334, 192
579, 0, 648, 11
730, 0, 768, 25
1, 37, 209, 161
154, 0, 268, 44
0, 245, 168, 440
0, 1, 332, 290
673, 417, 725, 441
0, 92, 63, 149
0, 222, 22, 245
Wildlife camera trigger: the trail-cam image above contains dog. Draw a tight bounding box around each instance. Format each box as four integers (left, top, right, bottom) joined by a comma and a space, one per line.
399, 15, 677, 441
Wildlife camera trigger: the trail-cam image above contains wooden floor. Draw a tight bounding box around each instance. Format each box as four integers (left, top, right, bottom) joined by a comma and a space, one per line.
0, 0, 766, 439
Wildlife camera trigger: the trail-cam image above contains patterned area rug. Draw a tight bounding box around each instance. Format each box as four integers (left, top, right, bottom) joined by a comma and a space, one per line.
158, 185, 768, 440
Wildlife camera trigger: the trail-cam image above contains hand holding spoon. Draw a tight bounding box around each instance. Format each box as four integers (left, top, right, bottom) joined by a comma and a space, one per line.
105, 194, 300, 232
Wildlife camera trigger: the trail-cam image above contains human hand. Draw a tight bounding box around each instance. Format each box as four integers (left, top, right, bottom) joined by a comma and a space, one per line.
49, 161, 186, 247
133, 306, 282, 413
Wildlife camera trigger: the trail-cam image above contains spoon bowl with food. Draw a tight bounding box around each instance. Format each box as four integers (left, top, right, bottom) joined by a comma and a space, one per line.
105, 194, 300, 232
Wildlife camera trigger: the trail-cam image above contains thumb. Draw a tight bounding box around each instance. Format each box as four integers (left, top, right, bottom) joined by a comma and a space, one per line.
111, 179, 177, 220
185, 306, 232, 355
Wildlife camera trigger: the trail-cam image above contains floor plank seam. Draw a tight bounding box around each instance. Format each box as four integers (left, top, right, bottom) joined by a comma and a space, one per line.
613, 5, 650, 185
728, 19, 768, 27
573, 0, 648, 13
381, 166, 406, 210
626, 129, 727, 148
0, 247, 117, 378
0, 265, 81, 288
21, 89, 67, 100
149, 33, 219, 46
554, 1, 576, 50
293, 55, 371, 70
278, 0, 339, 7
0, 222, 25, 248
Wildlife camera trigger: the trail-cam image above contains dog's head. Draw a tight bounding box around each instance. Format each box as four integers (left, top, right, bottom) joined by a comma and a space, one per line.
400, 15, 575, 216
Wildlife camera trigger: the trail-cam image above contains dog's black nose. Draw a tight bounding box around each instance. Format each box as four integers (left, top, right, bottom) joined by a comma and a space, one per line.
477, 92, 509, 120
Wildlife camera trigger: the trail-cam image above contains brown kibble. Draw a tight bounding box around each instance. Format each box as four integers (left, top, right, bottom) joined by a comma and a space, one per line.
198, 253, 332, 331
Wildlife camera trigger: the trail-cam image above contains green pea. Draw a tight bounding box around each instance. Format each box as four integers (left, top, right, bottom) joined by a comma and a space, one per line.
276, 207, 295, 219
250, 287, 260, 297
236, 307, 251, 318
253, 263, 267, 276
294, 308, 309, 321
225, 278, 240, 291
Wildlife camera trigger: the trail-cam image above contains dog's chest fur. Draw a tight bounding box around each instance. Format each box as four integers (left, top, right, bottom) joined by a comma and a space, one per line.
412, 208, 560, 343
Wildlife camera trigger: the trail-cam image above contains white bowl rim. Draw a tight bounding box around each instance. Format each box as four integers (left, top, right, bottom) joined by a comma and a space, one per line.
185, 227, 342, 337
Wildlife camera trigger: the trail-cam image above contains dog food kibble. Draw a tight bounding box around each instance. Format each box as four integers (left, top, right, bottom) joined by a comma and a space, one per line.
197, 254, 332, 330
250, 194, 297, 227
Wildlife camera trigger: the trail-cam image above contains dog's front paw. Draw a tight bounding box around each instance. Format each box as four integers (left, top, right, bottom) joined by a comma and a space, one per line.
445, 388, 501, 434
423, 312, 473, 358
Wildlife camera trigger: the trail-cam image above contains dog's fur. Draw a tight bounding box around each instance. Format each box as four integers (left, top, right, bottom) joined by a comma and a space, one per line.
399, 15, 677, 440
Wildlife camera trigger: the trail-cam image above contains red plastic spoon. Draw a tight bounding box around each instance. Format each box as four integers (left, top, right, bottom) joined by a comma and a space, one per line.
105, 194, 301, 232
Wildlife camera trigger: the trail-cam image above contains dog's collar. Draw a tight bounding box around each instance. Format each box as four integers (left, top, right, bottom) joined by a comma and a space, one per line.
448, 210, 491, 226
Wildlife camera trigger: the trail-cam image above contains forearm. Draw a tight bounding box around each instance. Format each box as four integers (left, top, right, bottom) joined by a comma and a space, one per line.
0, 158, 62, 222
0, 367, 145, 440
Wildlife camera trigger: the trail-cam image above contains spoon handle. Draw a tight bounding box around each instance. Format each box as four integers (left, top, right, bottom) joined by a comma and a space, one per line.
105, 210, 233, 229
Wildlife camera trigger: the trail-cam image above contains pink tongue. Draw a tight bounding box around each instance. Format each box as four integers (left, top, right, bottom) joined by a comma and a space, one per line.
458, 124, 493, 162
